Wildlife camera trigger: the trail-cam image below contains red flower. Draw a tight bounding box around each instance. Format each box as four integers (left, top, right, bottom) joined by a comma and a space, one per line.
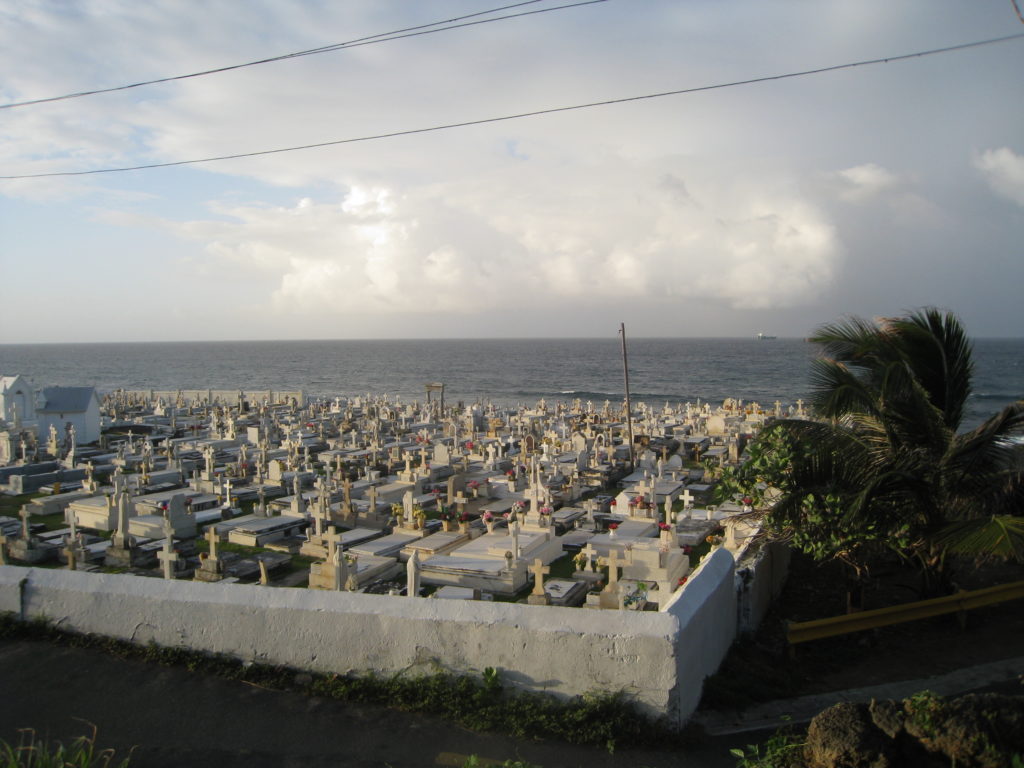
677, 576, 688, 587
608, 522, 619, 530
610, 499, 617, 506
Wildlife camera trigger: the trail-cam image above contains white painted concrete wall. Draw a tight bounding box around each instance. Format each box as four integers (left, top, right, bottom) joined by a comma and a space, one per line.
1, 566, 684, 720
661, 547, 737, 720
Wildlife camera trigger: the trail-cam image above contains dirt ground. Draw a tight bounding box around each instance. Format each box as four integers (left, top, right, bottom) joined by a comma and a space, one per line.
702, 549, 1024, 710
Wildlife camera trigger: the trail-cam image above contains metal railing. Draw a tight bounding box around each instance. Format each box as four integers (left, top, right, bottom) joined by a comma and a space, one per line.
786, 580, 1024, 647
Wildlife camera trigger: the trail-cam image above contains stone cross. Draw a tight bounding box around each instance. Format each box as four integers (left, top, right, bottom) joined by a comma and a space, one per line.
452, 491, 469, 515
205, 526, 221, 562
581, 542, 598, 572
324, 526, 344, 562
530, 558, 550, 596
602, 549, 625, 588
510, 520, 521, 560
680, 489, 694, 510
20, 507, 31, 540
406, 548, 421, 598
158, 522, 179, 580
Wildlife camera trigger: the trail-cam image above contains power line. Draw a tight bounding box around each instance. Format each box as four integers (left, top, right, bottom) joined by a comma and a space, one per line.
0, 0, 605, 110
3, 31, 1022, 181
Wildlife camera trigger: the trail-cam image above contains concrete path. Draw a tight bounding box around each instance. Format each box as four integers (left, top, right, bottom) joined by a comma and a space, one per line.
695, 656, 1024, 736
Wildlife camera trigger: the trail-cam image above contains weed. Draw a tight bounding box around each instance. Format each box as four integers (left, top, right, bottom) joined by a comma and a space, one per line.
729, 726, 805, 768
904, 690, 943, 736
0, 724, 131, 768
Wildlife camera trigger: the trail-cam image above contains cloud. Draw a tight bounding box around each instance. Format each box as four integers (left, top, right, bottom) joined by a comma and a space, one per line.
831, 163, 901, 202
974, 147, 1024, 208
139, 158, 841, 315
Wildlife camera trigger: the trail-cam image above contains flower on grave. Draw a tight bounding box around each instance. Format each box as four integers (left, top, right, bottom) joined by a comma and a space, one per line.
512, 501, 526, 512
467, 480, 480, 489
631, 496, 642, 506
540, 505, 553, 515
466, 441, 474, 450
677, 576, 688, 587
459, 513, 470, 522
607, 522, 619, 531
502, 512, 511, 519
741, 495, 754, 508
482, 511, 494, 522
573, 551, 588, 570
682, 545, 693, 555
610, 499, 617, 506
706, 534, 723, 546
658, 522, 672, 531
506, 470, 515, 477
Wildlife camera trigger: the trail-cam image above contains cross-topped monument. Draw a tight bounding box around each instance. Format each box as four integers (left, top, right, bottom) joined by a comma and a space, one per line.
527, 558, 551, 605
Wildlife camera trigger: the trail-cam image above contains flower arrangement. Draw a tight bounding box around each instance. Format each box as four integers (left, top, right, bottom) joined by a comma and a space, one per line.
607, 522, 620, 531
467, 480, 480, 490
610, 499, 617, 507
706, 534, 723, 546
658, 522, 672, 531
573, 551, 588, 571
677, 576, 688, 587
539, 505, 553, 515
512, 501, 526, 513
459, 513, 471, 523
482, 511, 494, 522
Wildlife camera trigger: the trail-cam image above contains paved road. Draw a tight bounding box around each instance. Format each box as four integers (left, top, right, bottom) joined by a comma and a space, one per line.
0, 638, 741, 768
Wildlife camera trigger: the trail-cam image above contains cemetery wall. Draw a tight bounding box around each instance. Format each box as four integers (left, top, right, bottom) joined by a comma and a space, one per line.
736, 540, 790, 635
0, 554, 744, 725
660, 548, 737, 719
120, 390, 305, 406
1, 566, 686, 720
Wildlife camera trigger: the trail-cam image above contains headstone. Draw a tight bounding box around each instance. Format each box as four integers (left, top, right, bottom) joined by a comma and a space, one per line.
406, 548, 421, 597
527, 558, 551, 606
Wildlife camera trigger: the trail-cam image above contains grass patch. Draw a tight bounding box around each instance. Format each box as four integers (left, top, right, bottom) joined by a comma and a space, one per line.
0, 613, 680, 751
0, 725, 131, 768
0, 494, 41, 517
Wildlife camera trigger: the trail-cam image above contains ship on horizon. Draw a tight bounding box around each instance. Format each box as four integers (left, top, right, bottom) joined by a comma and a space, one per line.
757, 332, 777, 340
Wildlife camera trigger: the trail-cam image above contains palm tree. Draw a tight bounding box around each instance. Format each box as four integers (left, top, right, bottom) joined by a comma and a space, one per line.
763, 308, 1024, 596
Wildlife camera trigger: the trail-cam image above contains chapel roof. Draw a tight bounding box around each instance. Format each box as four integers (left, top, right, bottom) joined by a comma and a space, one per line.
38, 386, 98, 413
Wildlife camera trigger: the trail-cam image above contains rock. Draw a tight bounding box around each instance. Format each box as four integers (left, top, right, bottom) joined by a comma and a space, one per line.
904, 692, 1024, 768
804, 702, 895, 768
867, 699, 905, 740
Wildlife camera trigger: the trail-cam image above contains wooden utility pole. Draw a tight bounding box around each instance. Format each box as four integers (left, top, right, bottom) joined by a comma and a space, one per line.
619, 322, 635, 470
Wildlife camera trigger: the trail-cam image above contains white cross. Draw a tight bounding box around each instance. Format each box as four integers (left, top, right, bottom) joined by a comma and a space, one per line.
530, 558, 550, 596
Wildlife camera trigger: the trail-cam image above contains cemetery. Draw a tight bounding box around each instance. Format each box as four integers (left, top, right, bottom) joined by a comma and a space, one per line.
0, 379, 799, 725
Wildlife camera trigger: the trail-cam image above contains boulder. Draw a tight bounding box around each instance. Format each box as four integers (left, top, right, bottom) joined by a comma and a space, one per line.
804, 702, 895, 768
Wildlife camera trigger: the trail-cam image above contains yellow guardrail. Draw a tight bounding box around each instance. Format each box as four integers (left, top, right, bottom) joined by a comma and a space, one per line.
786, 580, 1024, 647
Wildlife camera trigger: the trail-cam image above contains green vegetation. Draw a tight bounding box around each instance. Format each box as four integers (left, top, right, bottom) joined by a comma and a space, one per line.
729, 725, 805, 768
723, 309, 1024, 596
461, 758, 542, 768
0, 613, 677, 751
0, 726, 130, 768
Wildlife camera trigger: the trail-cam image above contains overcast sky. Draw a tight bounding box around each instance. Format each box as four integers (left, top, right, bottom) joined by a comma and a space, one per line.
1, 0, 1022, 343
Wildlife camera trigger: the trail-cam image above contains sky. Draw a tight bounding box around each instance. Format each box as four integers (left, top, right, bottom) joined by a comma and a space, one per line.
1, 0, 1022, 343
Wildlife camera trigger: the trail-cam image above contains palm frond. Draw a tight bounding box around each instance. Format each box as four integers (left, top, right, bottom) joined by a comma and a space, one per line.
931, 515, 1024, 562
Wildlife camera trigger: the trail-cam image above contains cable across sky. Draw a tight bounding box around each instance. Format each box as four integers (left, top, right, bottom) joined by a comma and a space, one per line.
0, 0, 606, 110
2, 31, 1022, 181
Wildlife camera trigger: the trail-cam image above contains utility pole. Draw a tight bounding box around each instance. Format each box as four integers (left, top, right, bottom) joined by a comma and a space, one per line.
619, 322, 635, 470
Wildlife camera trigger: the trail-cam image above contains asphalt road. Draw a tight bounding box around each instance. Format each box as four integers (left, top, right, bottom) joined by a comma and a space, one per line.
0, 638, 742, 768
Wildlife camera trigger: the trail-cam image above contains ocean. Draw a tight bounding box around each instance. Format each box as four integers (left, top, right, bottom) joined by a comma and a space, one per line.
1, 337, 1020, 430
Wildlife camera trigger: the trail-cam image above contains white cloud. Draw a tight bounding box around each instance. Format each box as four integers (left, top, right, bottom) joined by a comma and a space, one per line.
974, 147, 1024, 208
832, 163, 901, 202
138, 157, 841, 315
